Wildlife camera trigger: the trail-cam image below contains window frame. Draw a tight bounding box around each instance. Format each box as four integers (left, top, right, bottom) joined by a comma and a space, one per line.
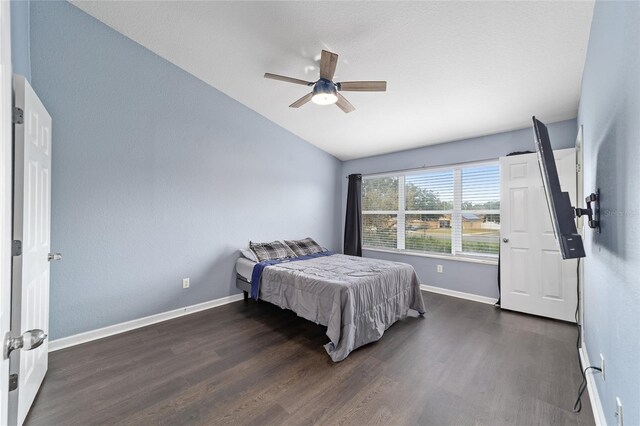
362, 159, 500, 262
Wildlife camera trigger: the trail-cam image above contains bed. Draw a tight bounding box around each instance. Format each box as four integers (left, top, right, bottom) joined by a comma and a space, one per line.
236, 253, 426, 362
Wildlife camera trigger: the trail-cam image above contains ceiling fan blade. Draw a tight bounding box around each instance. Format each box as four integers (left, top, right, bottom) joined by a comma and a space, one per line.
336, 93, 355, 113
338, 81, 387, 92
264, 73, 313, 86
319, 50, 338, 81
289, 92, 314, 108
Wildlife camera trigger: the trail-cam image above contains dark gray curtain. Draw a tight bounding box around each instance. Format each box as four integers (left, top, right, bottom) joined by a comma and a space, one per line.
344, 174, 362, 256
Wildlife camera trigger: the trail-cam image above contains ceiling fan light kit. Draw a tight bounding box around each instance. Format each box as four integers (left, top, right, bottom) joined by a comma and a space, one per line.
264, 50, 387, 113
311, 79, 338, 105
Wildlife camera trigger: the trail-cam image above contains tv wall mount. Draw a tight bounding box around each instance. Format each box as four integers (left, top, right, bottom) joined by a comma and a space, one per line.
574, 189, 600, 233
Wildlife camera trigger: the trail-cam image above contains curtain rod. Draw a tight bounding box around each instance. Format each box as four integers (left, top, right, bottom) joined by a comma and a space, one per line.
345, 165, 425, 179
345, 157, 499, 179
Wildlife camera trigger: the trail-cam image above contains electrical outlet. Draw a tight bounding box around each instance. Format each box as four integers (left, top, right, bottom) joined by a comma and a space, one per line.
615, 397, 623, 426
600, 353, 605, 381
437, 265, 443, 273
182, 278, 190, 289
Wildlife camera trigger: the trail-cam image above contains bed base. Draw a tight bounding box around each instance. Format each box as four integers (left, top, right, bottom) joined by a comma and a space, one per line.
236, 275, 251, 302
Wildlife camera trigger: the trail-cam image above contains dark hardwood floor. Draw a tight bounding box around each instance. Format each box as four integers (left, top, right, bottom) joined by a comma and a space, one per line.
26, 292, 594, 425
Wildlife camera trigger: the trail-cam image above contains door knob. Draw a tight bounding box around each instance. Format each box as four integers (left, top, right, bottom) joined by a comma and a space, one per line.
48, 253, 62, 261
502, 238, 509, 243
3, 329, 47, 359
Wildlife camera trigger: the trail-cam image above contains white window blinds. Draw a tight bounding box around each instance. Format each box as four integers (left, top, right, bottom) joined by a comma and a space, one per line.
458, 164, 500, 255
362, 162, 500, 258
362, 177, 399, 249
404, 170, 454, 254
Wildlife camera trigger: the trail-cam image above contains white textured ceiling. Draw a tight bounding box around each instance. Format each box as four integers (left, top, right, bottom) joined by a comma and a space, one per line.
70, 1, 594, 160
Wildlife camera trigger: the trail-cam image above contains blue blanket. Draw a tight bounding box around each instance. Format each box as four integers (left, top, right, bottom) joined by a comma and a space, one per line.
250, 251, 334, 300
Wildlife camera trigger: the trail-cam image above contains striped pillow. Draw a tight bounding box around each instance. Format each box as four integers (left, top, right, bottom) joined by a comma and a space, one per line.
284, 237, 324, 257
249, 240, 296, 262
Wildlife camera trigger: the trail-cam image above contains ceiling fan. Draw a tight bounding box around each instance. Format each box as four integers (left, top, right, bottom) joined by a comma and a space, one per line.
264, 50, 387, 113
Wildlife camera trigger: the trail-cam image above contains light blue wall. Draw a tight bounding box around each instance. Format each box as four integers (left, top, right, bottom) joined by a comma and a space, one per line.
578, 1, 640, 424
341, 119, 577, 299
29, 1, 341, 339
10, 0, 30, 81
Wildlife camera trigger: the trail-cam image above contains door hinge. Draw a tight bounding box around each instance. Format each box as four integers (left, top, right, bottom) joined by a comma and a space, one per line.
12, 240, 22, 257
8, 374, 17, 392
12, 107, 24, 124
576, 163, 581, 173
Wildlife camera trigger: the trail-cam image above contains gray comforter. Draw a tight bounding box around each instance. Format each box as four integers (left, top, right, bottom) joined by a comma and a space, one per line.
258, 254, 426, 362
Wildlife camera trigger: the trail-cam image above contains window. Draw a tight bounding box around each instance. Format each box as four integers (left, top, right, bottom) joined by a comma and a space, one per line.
362, 162, 500, 259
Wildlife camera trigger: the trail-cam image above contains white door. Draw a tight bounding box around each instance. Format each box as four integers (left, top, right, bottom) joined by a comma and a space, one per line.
0, 2, 13, 424
10, 75, 52, 425
500, 149, 578, 322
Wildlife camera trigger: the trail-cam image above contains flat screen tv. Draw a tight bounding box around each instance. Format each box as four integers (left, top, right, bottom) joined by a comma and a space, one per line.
532, 117, 585, 259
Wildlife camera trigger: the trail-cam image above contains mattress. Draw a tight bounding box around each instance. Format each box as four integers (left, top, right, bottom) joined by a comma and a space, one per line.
235, 257, 256, 282
256, 254, 426, 362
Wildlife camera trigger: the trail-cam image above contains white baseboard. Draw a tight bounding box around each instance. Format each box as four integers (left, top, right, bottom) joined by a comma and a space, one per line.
420, 284, 498, 305
579, 345, 607, 426
49, 293, 245, 352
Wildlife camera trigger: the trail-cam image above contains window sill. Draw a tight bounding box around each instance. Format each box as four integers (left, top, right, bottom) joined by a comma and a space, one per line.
362, 247, 499, 266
